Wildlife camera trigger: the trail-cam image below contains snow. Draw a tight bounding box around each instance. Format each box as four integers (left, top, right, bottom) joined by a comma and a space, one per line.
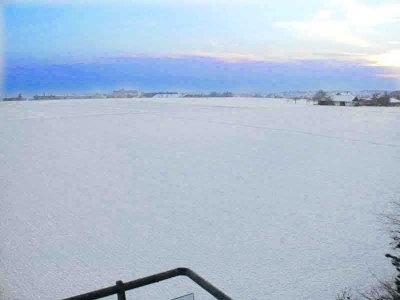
1, 98, 399, 300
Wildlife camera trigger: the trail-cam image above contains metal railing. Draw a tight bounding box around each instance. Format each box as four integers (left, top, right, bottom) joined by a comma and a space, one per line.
63, 267, 233, 300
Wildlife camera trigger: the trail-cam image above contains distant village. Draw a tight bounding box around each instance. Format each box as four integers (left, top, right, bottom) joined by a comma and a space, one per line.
2, 90, 231, 101
2, 89, 400, 107
310, 90, 400, 107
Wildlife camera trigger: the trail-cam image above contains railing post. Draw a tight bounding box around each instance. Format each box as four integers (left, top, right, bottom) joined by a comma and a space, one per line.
116, 280, 126, 300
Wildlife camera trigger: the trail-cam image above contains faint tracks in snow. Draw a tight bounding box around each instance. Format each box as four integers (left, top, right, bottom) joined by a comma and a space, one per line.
4, 103, 400, 149
168, 116, 400, 149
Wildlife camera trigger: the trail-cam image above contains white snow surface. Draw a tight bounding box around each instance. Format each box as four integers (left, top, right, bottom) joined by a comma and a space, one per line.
1, 98, 400, 300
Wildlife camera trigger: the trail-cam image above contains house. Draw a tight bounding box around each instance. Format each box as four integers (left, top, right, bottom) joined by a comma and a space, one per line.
315, 93, 356, 106
317, 99, 334, 105
390, 98, 400, 106
331, 93, 356, 106
352, 97, 375, 106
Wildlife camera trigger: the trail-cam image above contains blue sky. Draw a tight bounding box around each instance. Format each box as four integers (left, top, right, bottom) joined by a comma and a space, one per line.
2, 0, 400, 95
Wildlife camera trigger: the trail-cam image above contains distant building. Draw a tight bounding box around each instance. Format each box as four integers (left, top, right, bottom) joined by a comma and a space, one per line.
330, 93, 356, 106
390, 98, 400, 106
152, 92, 181, 98
33, 94, 61, 100
140, 92, 180, 98
141, 92, 159, 98
316, 99, 334, 105
3, 94, 26, 101
315, 92, 355, 106
352, 97, 374, 106
108, 89, 139, 98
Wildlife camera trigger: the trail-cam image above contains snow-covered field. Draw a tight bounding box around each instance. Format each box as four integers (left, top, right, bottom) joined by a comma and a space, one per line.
1, 98, 399, 300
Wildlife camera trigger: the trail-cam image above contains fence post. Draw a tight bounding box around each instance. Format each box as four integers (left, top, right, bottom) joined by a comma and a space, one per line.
116, 280, 126, 300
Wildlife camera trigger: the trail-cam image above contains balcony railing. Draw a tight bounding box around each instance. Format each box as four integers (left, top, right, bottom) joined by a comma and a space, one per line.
63, 267, 233, 300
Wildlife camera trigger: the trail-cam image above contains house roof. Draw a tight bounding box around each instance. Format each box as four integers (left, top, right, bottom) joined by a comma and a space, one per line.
332, 94, 355, 102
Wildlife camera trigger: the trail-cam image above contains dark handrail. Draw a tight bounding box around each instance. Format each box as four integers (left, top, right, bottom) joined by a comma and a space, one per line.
63, 267, 233, 300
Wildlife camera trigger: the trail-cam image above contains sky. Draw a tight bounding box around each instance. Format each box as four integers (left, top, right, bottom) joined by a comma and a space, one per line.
2, 0, 400, 95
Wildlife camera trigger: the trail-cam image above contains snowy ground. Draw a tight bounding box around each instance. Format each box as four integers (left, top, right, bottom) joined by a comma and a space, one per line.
1, 98, 399, 300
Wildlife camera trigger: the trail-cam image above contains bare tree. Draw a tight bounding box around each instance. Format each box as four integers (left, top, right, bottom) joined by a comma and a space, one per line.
336, 203, 400, 300
313, 90, 333, 104
372, 93, 391, 107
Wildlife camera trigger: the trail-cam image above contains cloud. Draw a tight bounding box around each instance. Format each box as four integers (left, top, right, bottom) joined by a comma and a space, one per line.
275, 0, 400, 48
312, 52, 369, 58
6, 54, 399, 94
334, 0, 400, 27
369, 49, 400, 68
376, 73, 400, 79
275, 19, 370, 47
178, 51, 291, 63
